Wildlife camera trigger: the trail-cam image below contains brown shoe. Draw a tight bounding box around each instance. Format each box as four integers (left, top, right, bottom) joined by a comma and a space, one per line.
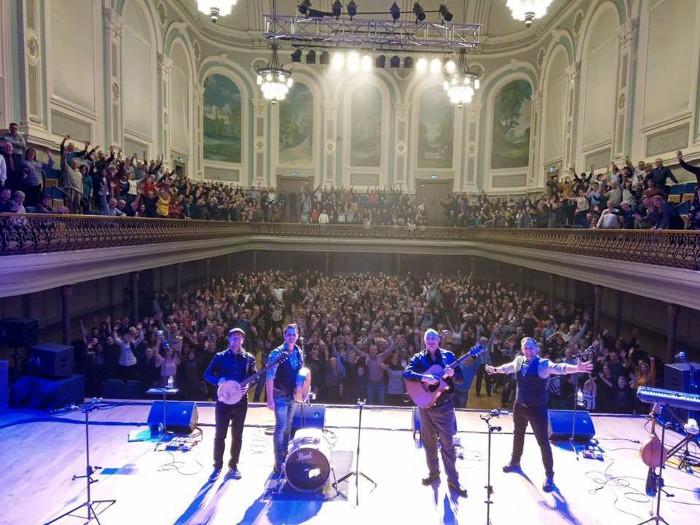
448, 482, 468, 497
421, 471, 440, 485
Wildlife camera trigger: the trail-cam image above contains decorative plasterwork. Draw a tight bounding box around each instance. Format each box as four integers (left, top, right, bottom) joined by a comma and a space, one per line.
103, 7, 123, 39
618, 18, 638, 50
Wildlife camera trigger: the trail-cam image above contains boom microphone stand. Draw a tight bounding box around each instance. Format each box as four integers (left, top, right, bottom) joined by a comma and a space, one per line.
46, 399, 116, 525
480, 409, 503, 525
334, 399, 377, 506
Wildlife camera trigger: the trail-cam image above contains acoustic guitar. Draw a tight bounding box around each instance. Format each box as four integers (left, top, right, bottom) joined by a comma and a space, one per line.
639, 403, 667, 496
217, 350, 290, 405
405, 344, 483, 408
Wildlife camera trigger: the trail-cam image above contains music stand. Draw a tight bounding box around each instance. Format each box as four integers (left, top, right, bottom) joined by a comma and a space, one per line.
334, 399, 377, 506
45, 399, 116, 525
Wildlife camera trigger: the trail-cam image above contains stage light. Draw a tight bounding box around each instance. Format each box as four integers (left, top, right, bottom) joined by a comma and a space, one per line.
376, 54, 386, 68
299, 0, 312, 15
390, 55, 400, 68
416, 57, 428, 72
291, 49, 302, 63
438, 4, 453, 22
444, 59, 456, 73
430, 57, 442, 74
306, 50, 316, 64
361, 54, 372, 72
389, 2, 401, 21
347, 51, 360, 72
319, 51, 330, 65
347, 0, 357, 18
403, 57, 414, 69
331, 0, 342, 18
331, 51, 345, 70
412, 2, 426, 22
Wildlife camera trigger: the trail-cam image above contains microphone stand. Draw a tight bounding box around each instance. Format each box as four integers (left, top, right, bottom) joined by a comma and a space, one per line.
334, 399, 377, 506
480, 410, 502, 525
45, 399, 116, 525
569, 352, 590, 459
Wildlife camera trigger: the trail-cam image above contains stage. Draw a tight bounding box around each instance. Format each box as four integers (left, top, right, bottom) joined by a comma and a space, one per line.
1, 402, 698, 525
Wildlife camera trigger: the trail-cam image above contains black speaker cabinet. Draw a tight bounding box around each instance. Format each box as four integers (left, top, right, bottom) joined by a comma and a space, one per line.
664, 362, 700, 393
0, 318, 39, 347
29, 343, 74, 378
292, 404, 326, 434
148, 401, 198, 434
548, 409, 596, 443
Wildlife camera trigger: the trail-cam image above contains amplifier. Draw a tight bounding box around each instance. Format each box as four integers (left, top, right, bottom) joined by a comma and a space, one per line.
29, 343, 74, 378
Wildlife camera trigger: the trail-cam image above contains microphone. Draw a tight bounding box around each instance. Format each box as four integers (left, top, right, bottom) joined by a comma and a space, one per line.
489, 408, 509, 417
675, 351, 687, 362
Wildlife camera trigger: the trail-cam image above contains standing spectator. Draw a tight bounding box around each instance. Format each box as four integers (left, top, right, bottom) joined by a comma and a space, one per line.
3, 123, 26, 157
60, 135, 83, 214
649, 157, 679, 195
20, 147, 52, 206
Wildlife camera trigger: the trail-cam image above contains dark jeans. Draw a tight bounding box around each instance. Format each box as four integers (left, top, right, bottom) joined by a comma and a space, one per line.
475, 364, 491, 395
213, 400, 248, 469
419, 399, 460, 485
511, 402, 554, 477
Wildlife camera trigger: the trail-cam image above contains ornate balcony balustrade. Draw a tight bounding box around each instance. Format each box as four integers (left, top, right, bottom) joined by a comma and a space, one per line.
1, 214, 699, 271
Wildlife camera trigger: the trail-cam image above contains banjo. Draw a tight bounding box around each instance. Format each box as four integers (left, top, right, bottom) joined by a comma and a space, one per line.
217, 350, 290, 405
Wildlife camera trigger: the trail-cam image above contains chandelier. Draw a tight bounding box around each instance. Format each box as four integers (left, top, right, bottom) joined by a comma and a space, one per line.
505, 0, 554, 28
443, 49, 480, 108
196, 0, 237, 23
256, 43, 293, 104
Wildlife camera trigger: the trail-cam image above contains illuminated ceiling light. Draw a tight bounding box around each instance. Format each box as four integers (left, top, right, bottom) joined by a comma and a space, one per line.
331, 51, 345, 70
438, 4, 453, 22
430, 57, 442, 74
444, 59, 456, 73
416, 57, 428, 73
197, 0, 237, 23
361, 54, 373, 72
505, 0, 554, 28
443, 48, 480, 108
389, 2, 401, 21
298, 0, 312, 15
347, 51, 360, 72
256, 43, 293, 104
331, 0, 342, 19
412, 2, 426, 22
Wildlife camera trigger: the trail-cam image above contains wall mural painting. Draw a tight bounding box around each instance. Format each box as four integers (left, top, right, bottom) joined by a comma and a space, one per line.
279, 83, 313, 165
203, 74, 242, 163
491, 79, 533, 169
350, 85, 382, 167
418, 86, 454, 169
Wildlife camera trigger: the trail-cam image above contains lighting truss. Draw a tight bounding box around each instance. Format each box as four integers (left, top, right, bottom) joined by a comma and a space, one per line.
263, 15, 481, 51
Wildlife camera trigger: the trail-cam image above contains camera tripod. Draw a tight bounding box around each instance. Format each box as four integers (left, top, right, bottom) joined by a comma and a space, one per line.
45, 399, 116, 524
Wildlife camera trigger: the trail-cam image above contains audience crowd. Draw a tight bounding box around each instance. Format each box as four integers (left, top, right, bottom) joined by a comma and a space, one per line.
3, 125, 698, 230
75, 271, 660, 414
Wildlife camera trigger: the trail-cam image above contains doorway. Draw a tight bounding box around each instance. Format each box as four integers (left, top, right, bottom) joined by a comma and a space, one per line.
415, 179, 453, 226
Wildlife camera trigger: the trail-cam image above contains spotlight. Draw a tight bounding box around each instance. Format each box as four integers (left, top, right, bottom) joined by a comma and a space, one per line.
412, 2, 426, 22
306, 50, 316, 64
390, 55, 400, 68
319, 51, 330, 65
347, 0, 358, 19
347, 51, 360, 72
389, 2, 401, 22
375, 55, 386, 68
444, 59, 456, 73
291, 49, 302, 63
403, 57, 413, 69
331, 0, 342, 18
331, 52, 345, 70
416, 57, 428, 72
438, 4, 453, 22
298, 0, 312, 15
361, 54, 372, 72
430, 57, 442, 74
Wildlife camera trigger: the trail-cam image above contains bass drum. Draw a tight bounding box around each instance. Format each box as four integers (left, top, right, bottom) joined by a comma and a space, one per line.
284, 428, 332, 492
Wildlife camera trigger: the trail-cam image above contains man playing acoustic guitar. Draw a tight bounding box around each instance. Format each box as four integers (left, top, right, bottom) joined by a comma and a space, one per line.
204, 327, 256, 481
403, 328, 469, 497
486, 336, 593, 492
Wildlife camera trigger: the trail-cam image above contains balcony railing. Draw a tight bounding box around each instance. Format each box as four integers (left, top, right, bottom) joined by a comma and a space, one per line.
2, 214, 699, 270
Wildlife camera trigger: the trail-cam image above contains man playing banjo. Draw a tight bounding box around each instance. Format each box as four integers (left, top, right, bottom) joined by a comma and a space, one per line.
204, 327, 256, 481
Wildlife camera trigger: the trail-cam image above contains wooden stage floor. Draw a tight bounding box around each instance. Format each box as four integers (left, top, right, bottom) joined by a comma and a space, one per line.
1, 402, 699, 525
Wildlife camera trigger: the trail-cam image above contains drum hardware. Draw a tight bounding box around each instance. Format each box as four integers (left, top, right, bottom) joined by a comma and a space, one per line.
333, 399, 377, 506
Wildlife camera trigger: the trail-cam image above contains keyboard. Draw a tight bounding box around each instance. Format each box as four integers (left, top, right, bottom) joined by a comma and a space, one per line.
637, 386, 700, 411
